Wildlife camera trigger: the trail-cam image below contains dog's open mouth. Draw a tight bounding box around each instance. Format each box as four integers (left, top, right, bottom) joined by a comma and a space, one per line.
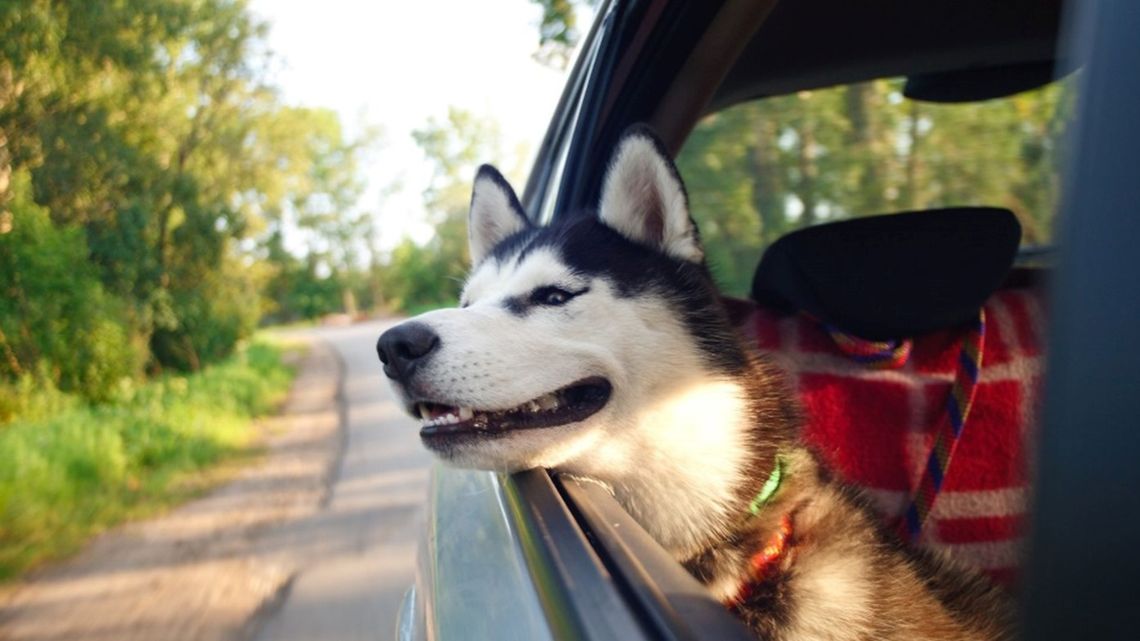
416, 377, 611, 438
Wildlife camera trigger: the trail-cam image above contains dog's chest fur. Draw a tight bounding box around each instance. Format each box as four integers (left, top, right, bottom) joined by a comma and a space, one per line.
580, 354, 1014, 641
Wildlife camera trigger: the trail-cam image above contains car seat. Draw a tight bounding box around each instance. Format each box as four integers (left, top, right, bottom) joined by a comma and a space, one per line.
729, 207, 1043, 587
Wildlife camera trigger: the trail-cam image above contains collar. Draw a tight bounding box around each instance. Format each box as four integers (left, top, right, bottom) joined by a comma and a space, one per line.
726, 456, 793, 608
747, 455, 785, 515
725, 513, 796, 608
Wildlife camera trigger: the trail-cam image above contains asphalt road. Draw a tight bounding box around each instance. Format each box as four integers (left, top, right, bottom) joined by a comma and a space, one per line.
256, 319, 432, 641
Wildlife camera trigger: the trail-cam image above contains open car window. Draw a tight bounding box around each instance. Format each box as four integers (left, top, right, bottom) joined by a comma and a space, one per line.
676, 77, 1078, 296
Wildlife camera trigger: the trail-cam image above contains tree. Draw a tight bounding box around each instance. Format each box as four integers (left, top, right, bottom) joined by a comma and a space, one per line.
254, 108, 379, 324
0, 0, 195, 219
376, 108, 523, 312
676, 78, 1073, 295
0, 171, 135, 401
0, 0, 379, 392
529, 0, 599, 68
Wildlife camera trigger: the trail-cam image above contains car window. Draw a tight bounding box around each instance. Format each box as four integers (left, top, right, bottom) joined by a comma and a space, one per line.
676, 77, 1078, 296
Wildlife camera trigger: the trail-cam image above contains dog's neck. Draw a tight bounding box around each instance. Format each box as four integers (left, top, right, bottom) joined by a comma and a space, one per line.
565, 365, 788, 560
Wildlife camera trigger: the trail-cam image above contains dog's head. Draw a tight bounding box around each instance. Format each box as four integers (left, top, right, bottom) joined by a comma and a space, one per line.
378, 126, 750, 472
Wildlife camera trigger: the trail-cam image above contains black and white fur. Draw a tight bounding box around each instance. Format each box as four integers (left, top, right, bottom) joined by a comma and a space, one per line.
378, 126, 1013, 641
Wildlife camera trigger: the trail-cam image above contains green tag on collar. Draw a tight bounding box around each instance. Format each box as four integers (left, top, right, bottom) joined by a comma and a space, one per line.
748, 456, 785, 516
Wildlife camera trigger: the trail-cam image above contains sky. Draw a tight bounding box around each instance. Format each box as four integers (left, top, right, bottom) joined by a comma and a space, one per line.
246, 0, 579, 252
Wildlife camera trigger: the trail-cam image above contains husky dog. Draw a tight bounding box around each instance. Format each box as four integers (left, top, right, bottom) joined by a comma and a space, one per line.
378, 126, 1013, 641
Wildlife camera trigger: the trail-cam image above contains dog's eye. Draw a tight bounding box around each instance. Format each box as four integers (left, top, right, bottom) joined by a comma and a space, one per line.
531, 286, 574, 306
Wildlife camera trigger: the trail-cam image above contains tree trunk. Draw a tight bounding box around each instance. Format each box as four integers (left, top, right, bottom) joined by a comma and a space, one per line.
844, 83, 886, 214
749, 117, 785, 246
0, 62, 18, 217
342, 287, 358, 317
0, 325, 24, 376
904, 100, 923, 210
797, 120, 818, 227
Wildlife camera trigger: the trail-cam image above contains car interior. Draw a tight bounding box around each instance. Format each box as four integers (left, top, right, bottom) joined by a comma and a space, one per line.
505, 0, 1092, 638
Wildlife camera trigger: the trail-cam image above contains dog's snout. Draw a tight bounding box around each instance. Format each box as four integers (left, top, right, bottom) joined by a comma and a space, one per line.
377, 322, 440, 382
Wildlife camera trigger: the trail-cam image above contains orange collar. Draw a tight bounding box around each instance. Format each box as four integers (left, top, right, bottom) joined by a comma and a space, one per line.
725, 513, 795, 608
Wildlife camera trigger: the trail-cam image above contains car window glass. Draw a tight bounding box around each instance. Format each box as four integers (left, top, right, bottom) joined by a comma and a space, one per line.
677, 77, 1078, 296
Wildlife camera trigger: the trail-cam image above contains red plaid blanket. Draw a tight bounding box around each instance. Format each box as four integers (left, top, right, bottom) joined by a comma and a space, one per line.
735, 287, 1045, 587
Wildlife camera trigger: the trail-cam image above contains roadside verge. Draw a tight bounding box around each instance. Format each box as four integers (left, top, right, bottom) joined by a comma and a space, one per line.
0, 338, 348, 641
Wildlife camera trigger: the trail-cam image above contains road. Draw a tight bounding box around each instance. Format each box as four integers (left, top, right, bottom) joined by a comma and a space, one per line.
0, 320, 426, 641
255, 320, 432, 641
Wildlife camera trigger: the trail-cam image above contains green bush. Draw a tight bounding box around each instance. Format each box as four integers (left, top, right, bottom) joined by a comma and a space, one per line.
151, 254, 267, 372
0, 339, 295, 580
0, 369, 78, 425
0, 171, 140, 401
262, 257, 345, 324
378, 226, 466, 313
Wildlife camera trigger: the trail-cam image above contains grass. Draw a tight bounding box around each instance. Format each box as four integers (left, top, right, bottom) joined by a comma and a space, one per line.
0, 338, 298, 581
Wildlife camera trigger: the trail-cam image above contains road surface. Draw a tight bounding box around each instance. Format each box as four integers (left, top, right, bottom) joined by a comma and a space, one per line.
255, 320, 432, 641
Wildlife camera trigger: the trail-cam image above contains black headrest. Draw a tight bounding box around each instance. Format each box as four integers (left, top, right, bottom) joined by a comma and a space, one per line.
751, 208, 1021, 340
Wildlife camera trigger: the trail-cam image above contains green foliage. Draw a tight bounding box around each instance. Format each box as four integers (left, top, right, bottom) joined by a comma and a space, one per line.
374, 108, 525, 314
677, 79, 1074, 295
262, 255, 345, 324
256, 107, 378, 325
0, 0, 370, 582
1, 1, 376, 383
0, 372, 77, 426
151, 254, 268, 371
0, 339, 294, 580
0, 171, 139, 402
378, 227, 466, 312
529, 0, 599, 68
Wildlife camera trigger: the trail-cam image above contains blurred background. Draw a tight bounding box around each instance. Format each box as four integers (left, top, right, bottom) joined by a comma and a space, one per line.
0, 2, 588, 640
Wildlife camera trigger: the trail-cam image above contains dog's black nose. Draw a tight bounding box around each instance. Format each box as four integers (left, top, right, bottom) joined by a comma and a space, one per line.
377, 322, 440, 382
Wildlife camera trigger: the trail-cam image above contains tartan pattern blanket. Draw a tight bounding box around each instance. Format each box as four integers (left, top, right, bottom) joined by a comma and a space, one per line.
735, 287, 1045, 587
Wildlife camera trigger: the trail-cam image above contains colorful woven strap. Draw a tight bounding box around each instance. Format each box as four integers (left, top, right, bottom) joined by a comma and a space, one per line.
725, 513, 795, 608
826, 326, 913, 369
897, 310, 987, 542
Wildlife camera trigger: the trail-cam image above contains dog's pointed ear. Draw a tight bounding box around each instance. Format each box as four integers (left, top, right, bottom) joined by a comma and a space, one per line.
468, 164, 531, 265
598, 126, 703, 263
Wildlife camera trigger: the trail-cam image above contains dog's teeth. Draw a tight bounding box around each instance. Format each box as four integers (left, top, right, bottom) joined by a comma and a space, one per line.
537, 393, 559, 411
423, 411, 463, 428
528, 401, 541, 413
458, 407, 474, 421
